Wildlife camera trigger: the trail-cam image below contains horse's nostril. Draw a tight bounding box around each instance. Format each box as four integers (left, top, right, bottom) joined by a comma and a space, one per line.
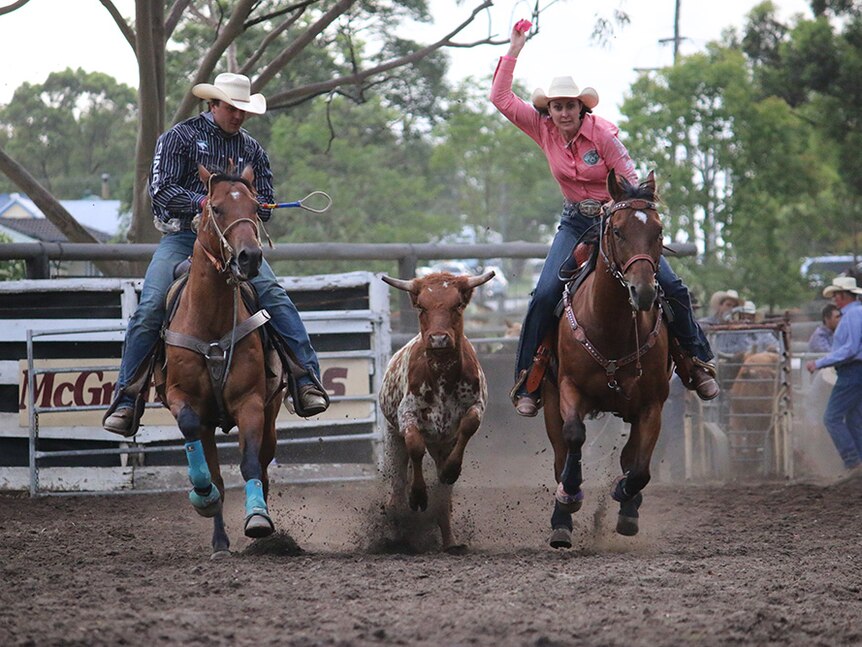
237, 248, 262, 276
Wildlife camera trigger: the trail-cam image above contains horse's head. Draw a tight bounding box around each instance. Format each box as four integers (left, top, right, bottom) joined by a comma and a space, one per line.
603, 169, 663, 311
197, 164, 263, 282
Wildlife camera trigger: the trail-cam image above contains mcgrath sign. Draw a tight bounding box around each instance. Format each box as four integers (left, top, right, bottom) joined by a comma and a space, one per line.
19, 358, 374, 428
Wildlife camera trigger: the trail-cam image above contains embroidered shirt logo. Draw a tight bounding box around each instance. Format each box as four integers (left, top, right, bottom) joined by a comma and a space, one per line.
583, 149, 600, 165
196, 140, 209, 152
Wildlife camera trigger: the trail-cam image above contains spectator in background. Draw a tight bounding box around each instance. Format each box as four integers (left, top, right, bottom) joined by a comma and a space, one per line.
808, 303, 841, 352
806, 276, 862, 477
699, 289, 741, 326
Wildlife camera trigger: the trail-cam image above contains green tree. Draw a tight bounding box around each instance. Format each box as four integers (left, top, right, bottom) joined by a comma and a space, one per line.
620, 41, 836, 309
0, 69, 137, 200
0, 231, 25, 280
428, 78, 560, 244
265, 94, 450, 275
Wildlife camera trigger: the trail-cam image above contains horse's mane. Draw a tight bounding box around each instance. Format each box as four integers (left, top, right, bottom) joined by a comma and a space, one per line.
208, 170, 254, 191
617, 175, 658, 203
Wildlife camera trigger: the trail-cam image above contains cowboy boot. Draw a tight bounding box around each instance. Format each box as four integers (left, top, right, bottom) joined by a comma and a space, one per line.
509, 369, 539, 417
688, 358, 720, 401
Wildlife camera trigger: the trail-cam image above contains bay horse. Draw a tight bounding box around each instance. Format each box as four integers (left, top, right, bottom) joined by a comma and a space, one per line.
543, 170, 671, 548
156, 164, 283, 556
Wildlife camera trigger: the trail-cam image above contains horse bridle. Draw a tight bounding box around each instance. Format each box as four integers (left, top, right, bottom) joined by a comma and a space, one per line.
600, 198, 660, 291
564, 197, 664, 394
198, 174, 265, 278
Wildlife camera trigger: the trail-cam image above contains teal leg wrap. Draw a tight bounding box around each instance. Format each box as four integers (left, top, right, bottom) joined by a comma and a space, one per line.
185, 440, 220, 513
189, 484, 221, 511
245, 479, 268, 517
185, 440, 211, 490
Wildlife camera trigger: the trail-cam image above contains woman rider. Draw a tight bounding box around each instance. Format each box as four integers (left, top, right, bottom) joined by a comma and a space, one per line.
491, 23, 719, 417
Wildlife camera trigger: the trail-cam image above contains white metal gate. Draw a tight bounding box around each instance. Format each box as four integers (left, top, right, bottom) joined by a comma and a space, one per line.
0, 271, 391, 495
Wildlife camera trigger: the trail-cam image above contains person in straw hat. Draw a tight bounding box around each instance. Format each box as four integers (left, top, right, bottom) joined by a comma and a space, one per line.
699, 289, 742, 326
491, 22, 718, 417
103, 73, 329, 437
806, 276, 862, 477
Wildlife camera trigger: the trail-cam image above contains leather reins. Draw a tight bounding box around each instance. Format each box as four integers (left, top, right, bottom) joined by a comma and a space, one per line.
564, 197, 664, 395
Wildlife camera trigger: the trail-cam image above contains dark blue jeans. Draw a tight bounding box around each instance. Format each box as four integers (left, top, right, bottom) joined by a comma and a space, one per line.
823, 362, 862, 469
115, 229, 320, 406
514, 205, 713, 396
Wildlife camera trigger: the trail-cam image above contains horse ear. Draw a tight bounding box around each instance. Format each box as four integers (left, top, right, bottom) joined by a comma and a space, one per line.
241, 164, 255, 185
644, 170, 656, 194
198, 164, 211, 184
607, 169, 624, 202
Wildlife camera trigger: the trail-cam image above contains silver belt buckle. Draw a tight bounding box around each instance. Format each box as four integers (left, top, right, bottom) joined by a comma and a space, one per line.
578, 199, 602, 217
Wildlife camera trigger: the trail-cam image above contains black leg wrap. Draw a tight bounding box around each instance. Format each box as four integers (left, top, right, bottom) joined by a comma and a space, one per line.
551, 501, 574, 531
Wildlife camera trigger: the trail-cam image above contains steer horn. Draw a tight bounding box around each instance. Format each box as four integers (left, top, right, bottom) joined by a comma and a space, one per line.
465, 270, 495, 290
381, 275, 416, 293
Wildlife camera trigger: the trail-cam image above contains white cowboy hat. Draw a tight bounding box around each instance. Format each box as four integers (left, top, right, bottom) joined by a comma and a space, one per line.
823, 275, 862, 297
740, 300, 757, 315
709, 289, 741, 312
192, 73, 266, 115
531, 76, 599, 111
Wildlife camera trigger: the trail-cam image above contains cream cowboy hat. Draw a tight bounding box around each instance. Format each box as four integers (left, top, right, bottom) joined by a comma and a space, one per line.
192, 73, 267, 115
531, 76, 599, 111
709, 289, 741, 312
823, 275, 862, 297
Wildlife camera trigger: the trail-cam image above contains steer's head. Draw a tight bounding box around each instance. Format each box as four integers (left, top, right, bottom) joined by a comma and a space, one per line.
382, 270, 495, 352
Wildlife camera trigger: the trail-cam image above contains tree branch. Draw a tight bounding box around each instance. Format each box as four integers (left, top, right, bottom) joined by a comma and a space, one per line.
0, 0, 32, 17
171, 0, 258, 124
239, 6, 308, 75
267, 0, 494, 107
98, 0, 137, 53
165, 0, 193, 39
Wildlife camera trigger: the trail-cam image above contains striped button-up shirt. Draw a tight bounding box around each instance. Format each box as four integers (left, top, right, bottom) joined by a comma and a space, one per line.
149, 112, 274, 228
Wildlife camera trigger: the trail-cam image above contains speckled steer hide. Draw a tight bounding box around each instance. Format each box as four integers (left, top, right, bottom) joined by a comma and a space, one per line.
379, 271, 494, 550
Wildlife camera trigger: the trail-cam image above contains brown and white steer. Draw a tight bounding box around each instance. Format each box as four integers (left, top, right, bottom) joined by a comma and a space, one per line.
379, 270, 495, 551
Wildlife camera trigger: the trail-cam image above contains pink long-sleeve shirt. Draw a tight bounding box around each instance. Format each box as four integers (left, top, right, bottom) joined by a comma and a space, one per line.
490, 56, 637, 203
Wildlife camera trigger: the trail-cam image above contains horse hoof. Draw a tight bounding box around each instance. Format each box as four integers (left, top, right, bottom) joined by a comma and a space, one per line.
555, 483, 584, 513
616, 514, 639, 536
439, 462, 462, 485
443, 543, 468, 555
549, 527, 573, 549
244, 513, 275, 539
210, 550, 232, 560
408, 488, 428, 512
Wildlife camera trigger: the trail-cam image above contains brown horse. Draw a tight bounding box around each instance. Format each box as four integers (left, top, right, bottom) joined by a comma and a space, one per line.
157, 164, 283, 556
543, 170, 671, 548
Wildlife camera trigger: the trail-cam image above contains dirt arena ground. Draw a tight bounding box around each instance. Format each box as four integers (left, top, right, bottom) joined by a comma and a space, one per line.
2, 458, 861, 646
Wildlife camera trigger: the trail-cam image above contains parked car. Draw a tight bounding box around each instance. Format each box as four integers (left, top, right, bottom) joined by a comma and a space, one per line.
800, 255, 860, 290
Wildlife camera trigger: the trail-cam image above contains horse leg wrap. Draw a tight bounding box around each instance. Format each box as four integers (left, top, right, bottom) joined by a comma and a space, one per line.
243, 479, 274, 538
185, 440, 212, 491
560, 452, 583, 498
611, 474, 633, 503
244, 479, 269, 518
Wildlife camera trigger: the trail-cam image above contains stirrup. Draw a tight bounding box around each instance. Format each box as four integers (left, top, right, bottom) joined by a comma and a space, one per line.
692, 357, 717, 377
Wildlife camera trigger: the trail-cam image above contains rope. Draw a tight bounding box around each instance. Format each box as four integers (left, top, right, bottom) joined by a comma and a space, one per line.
261, 191, 333, 213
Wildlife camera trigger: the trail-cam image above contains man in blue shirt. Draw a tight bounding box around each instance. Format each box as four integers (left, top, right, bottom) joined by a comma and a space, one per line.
806, 276, 862, 475
808, 303, 841, 353
103, 73, 328, 436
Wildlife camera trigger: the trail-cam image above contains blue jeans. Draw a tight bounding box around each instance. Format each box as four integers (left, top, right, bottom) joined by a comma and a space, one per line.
823, 362, 862, 469
115, 229, 320, 405
515, 205, 713, 395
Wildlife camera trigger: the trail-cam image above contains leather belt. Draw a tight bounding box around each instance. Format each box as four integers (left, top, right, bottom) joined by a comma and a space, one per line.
565, 199, 603, 217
